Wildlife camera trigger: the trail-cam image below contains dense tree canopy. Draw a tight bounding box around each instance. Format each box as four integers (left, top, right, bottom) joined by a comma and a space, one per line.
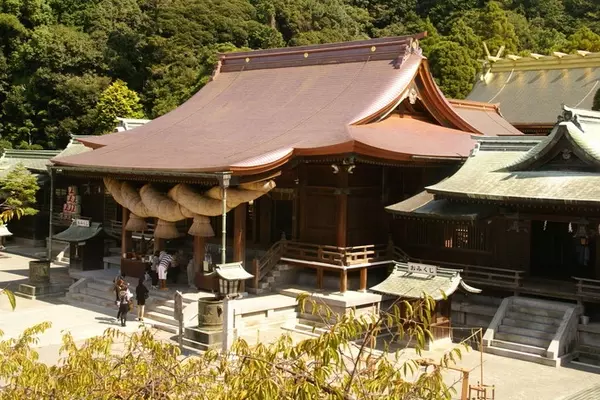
0, 0, 596, 149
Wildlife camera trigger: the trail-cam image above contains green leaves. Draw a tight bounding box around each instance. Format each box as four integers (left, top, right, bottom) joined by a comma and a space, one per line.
1, 288, 16, 310
0, 163, 39, 223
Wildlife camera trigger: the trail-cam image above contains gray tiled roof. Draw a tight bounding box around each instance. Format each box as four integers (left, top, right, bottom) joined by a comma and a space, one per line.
427, 107, 600, 205
370, 262, 480, 300
468, 63, 600, 125
385, 190, 496, 221
54, 137, 92, 159
0, 149, 60, 178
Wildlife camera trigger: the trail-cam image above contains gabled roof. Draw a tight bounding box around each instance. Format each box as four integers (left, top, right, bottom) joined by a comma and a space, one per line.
467, 52, 600, 126
370, 262, 481, 300
0, 149, 60, 178
52, 34, 520, 176
54, 136, 93, 159
426, 107, 600, 206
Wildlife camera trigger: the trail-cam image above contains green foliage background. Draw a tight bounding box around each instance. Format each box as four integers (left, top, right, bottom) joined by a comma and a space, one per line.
0, 0, 597, 150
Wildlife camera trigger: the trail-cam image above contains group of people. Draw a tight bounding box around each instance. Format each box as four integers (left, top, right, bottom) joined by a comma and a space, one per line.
113, 275, 149, 327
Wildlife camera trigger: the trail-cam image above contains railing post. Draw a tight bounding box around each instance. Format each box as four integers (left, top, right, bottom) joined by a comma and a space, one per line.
252, 258, 260, 289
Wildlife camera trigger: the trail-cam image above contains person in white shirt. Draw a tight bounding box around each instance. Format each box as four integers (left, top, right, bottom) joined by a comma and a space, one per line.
157, 250, 173, 291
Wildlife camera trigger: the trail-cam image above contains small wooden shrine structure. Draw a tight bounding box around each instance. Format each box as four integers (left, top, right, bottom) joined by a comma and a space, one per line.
49, 33, 520, 293
53, 218, 104, 271
388, 106, 600, 303
371, 262, 480, 344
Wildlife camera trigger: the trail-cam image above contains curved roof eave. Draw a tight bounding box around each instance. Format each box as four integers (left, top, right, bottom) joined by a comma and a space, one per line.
416, 61, 481, 134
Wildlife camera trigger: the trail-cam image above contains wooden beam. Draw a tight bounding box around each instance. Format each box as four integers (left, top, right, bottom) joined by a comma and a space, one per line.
121, 207, 132, 257
359, 267, 367, 292
340, 269, 348, 293
234, 203, 247, 292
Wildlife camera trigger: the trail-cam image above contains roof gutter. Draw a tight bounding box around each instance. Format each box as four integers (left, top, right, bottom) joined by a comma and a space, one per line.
47, 165, 235, 183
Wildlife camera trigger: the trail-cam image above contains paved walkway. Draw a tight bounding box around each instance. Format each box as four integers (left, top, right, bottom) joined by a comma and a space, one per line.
3, 250, 600, 398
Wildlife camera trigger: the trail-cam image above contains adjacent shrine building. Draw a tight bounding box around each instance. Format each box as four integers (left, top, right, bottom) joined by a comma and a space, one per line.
468, 51, 600, 135
389, 106, 600, 304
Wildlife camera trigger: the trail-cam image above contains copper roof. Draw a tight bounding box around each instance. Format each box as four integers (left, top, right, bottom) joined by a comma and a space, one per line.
53, 34, 520, 175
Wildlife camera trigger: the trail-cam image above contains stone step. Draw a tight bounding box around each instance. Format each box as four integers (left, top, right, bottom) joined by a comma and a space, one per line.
87, 280, 114, 292
501, 317, 558, 333
504, 311, 562, 326
509, 305, 565, 319
494, 332, 550, 348
182, 337, 214, 351
67, 292, 116, 309
146, 311, 178, 327
82, 287, 119, 302
491, 339, 547, 356
497, 325, 555, 341
292, 323, 328, 336
486, 345, 557, 367
150, 304, 175, 316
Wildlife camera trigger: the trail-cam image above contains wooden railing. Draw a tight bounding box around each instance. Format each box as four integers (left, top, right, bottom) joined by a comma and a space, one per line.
251, 240, 393, 287
573, 276, 600, 300
414, 258, 525, 290
393, 245, 410, 262
282, 241, 391, 266
251, 240, 285, 288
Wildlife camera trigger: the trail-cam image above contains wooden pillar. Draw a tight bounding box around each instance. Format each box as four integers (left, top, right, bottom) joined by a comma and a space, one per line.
317, 267, 324, 290
340, 269, 348, 293
121, 207, 132, 257
234, 203, 247, 291
337, 193, 348, 248
298, 163, 307, 242
336, 168, 349, 248
359, 267, 367, 292
153, 218, 164, 252
259, 197, 272, 247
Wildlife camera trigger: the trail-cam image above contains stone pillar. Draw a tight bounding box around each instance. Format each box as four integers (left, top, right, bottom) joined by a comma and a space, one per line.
222, 298, 237, 354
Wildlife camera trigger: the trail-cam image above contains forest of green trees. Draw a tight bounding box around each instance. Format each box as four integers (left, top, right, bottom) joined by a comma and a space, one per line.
0, 0, 598, 151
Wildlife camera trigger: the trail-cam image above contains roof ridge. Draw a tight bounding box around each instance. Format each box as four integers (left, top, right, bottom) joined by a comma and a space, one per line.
218, 33, 426, 72
220, 33, 426, 59
3, 149, 61, 158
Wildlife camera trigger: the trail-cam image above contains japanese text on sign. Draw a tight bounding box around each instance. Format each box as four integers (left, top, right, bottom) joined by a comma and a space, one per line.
408, 262, 438, 275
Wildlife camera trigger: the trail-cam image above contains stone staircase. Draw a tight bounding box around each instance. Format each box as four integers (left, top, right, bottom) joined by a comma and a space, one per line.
66, 276, 196, 333
483, 296, 580, 367
249, 262, 295, 294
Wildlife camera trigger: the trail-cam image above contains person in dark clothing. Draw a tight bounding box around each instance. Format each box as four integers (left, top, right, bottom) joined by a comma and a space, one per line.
136, 278, 149, 321
116, 290, 130, 327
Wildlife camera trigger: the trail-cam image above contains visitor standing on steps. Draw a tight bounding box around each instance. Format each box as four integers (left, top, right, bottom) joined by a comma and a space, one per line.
136, 277, 149, 321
